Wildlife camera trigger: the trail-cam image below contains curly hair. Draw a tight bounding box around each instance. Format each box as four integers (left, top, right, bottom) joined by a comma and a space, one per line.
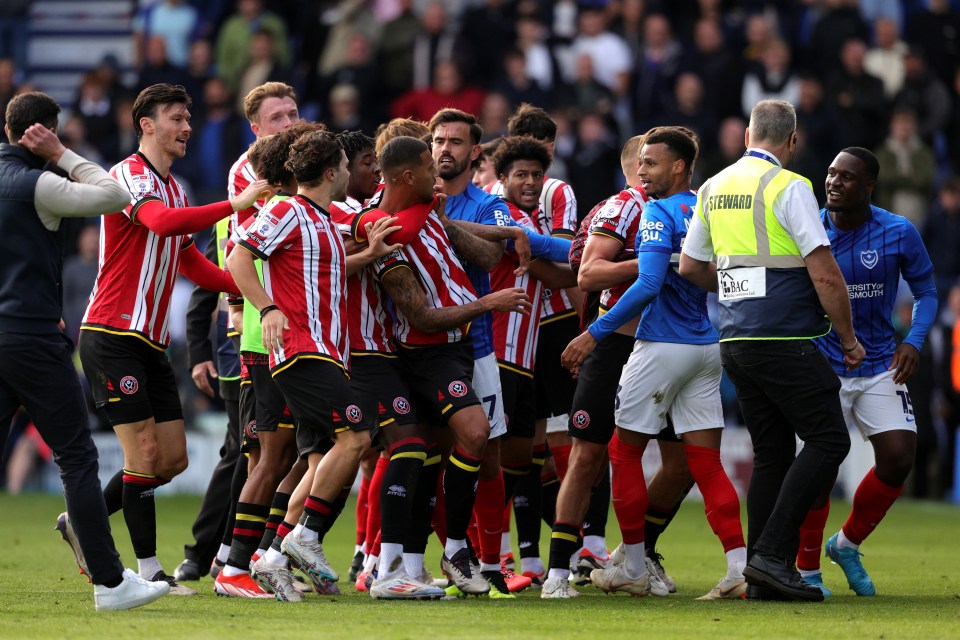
336, 129, 375, 166
247, 121, 326, 186
285, 129, 343, 187
492, 135, 551, 179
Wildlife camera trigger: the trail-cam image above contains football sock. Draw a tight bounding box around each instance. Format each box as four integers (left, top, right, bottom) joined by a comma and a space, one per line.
381, 438, 426, 546
684, 444, 745, 552
582, 464, 610, 541
444, 447, 482, 542
365, 456, 388, 550
547, 522, 581, 579
797, 502, 830, 571
623, 542, 646, 579
644, 479, 694, 557
843, 467, 904, 546
257, 491, 290, 555
356, 474, 371, 547
552, 443, 572, 480
102, 469, 123, 515
609, 433, 647, 545
318, 485, 351, 542
226, 501, 269, 572
302, 495, 333, 539
540, 471, 559, 526
475, 471, 505, 565
122, 470, 162, 560
407, 444, 441, 555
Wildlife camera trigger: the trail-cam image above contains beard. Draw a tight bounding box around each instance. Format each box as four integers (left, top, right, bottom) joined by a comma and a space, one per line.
437, 155, 470, 180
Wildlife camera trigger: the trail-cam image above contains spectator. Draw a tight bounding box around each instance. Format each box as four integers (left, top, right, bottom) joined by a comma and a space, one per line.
460, 0, 517, 89
659, 72, 717, 156
215, 0, 291, 93
180, 39, 214, 120
62, 225, 102, 342
314, 32, 381, 125
390, 59, 485, 122
566, 111, 620, 221
514, 13, 559, 93
683, 17, 743, 120
796, 74, 845, 171
0, 1, 30, 70
609, 0, 646, 57
740, 39, 799, 118
377, 0, 420, 99
559, 53, 614, 118
0, 58, 19, 144
806, 0, 870, 78
101, 95, 138, 165
864, 17, 907, 99
410, 2, 460, 90
742, 12, 776, 63
893, 46, 952, 145
906, 0, 960, 89
566, 5, 633, 99
632, 12, 684, 130
923, 177, 960, 303
326, 83, 374, 135
874, 107, 936, 228
495, 48, 550, 110
235, 29, 292, 113
133, 0, 198, 70
825, 39, 887, 149
477, 91, 510, 142
59, 115, 105, 169
136, 35, 182, 90
74, 73, 116, 161
317, 0, 381, 78
186, 76, 247, 204
89, 54, 131, 107
696, 115, 745, 186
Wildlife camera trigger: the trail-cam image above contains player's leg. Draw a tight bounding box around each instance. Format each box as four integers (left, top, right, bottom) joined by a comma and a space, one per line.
641, 435, 692, 593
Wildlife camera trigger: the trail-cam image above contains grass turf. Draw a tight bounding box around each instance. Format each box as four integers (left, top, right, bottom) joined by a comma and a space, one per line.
0, 493, 957, 639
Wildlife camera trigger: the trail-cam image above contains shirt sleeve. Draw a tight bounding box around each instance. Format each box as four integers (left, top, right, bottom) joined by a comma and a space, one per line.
681, 194, 715, 261
773, 180, 830, 258
588, 195, 633, 244
899, 220, 935, 282
636, 201, 675, 255
113, 159, 164, 222
481, 197, 512, 228
547, 180, 578, 236
237, 207, 300, 260
34, 150, 130, 230
372, 248, 411, 281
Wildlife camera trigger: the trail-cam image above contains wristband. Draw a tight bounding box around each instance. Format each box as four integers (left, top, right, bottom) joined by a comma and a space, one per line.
841, 338, 859, 353
259, 304, 279, 321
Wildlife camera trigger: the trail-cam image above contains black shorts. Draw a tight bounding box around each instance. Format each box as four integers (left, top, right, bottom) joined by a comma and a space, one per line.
567, 332, 634, 444
239, 359, 295, 451
78, 329, 183, 426
499, 364, 536, 439
271, 356, 371, 457
350, 354, 418, 445
535, 314, 580, 419
398, 340, 479, 424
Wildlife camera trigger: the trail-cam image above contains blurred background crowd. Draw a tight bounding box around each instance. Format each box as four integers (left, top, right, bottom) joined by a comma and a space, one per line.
2, 0, 960, 500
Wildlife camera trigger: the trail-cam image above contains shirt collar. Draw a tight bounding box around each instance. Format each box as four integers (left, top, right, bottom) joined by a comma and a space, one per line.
743, 148, 781, 167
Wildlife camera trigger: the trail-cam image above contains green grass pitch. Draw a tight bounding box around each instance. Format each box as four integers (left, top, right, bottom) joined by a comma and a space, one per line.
1, 493, 958, 639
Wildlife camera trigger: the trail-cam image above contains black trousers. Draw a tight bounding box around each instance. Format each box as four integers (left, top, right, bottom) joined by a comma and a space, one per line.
183, 382, 241, 568
0, 332, 124, 585
720, 339, 850, 561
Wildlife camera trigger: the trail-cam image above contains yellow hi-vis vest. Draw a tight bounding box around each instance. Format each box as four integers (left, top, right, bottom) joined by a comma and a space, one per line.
695, 155, 830, 341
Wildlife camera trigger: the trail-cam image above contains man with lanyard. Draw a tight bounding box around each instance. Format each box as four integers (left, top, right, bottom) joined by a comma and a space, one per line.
796, 148, 937, 597
680, 99, 864, 602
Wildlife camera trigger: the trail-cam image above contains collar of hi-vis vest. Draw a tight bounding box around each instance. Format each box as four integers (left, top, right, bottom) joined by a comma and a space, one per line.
701, 154, 805, 271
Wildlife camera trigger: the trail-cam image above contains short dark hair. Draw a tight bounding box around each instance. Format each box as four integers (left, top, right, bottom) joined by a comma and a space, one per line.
248, 121, 326, 186
493, 135, 551, 179
5, 92, 60, 142
428, 108, 483, 145
285, 129, 342, 187
644, 126, 699, 174
480, 137, 503, 160
132, 83, 191, 139
336, 130, 376, 167
379, 136, 429, 176
840, 146, 880, 181
507, 103, 557, 142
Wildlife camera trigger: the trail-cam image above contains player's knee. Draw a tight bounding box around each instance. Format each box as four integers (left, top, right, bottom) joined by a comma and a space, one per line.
877, 451, 913, 487
338, 429, 372, 458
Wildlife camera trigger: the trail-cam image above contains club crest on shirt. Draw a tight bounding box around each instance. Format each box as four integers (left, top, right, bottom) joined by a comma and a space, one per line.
860, 249, 879, 269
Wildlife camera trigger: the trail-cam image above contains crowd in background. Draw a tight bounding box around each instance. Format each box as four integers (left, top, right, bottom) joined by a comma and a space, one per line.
1, 0, 960, 499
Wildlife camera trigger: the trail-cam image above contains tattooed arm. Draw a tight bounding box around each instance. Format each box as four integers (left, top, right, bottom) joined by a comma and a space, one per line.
380, 265, 532, 334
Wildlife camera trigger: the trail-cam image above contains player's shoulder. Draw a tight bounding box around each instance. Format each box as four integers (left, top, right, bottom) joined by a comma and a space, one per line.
869, 204, 916, 233
229, 152, 250, 175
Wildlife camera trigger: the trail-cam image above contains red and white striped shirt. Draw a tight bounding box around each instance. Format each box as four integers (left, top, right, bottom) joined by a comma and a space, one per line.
486, 176, 578, 321
82, 152, 193, 348
374, 208, 477, 346
225, 152, 264, 258
330, 197, 395, 355
237, 195, 348, 372
588, 187, 648, 310
492, 202, 543, 375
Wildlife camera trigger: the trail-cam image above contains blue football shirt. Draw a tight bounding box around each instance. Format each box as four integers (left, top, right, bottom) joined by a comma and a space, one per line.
815, 205, 934, 377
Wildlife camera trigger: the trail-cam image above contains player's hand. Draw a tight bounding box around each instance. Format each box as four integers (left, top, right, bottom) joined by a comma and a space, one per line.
843, 340, 866, 371
20, 123, 66, 164
480, 288, 532, 315
512, 227, 531, 276
260, 307, 289, 354
561, 331, 597, 371
231, 179, 276, 212
191, 360, 218, 397
889, 342, 920, 385
364, 216, 403, 258
433, 190, 449, 221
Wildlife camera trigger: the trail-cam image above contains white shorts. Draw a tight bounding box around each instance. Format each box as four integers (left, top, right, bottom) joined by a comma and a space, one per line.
839, 369, 917, 441
545, 414, 569, 434
474, 352, 507, 439
614, 340, 723, 436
